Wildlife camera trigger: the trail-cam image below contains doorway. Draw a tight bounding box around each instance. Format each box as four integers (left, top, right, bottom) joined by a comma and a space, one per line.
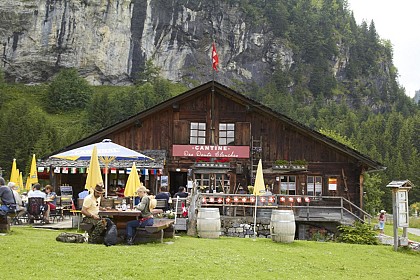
169, 171, 187, 196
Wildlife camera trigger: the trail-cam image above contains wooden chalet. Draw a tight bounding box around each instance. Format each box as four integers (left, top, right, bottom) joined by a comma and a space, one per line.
40, 81, 385, 238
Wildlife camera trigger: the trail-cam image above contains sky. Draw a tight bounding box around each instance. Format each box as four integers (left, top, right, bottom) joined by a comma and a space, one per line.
347, 0, 419, 97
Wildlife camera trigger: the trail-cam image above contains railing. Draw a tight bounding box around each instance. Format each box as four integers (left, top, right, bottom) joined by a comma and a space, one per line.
196, 193, 372, 224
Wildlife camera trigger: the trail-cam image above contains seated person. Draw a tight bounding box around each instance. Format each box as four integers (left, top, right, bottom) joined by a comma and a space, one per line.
125, 186, 154, 245
81, 184, 107, 244
45, 185, 57, 212
116, 185, 125, 198
9, 182, 27, 219
78, 188, 89, 199
28, 183, 50, 223
0, 177, 17, 217
155, 186, 170, 211
173, 186, 188, 198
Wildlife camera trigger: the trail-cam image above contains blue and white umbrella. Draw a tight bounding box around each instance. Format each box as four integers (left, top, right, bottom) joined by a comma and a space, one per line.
51, 139, 153, 197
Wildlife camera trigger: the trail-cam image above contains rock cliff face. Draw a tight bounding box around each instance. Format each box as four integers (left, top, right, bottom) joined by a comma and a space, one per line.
1, 0, 298, 87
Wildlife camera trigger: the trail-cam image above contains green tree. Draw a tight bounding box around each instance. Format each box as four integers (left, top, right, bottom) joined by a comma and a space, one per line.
0, 99, 60, 176
363, 173, 384, 215
46, 68, 92, 113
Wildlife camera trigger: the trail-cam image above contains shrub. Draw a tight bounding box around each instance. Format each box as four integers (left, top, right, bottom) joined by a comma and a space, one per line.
336, 221, 379, 245
46, 68, 92, 113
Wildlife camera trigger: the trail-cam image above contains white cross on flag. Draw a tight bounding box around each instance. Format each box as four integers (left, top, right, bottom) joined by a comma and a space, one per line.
181, 202, 188, 217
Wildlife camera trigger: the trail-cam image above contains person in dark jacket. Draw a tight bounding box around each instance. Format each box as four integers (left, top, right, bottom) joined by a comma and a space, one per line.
173, 186, 188, 198
0, 177, 16, 216
155, 186, 170, 211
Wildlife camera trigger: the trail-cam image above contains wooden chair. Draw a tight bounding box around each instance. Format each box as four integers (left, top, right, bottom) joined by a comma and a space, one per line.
50, 197, 64, 222
60, 196, 73, 217
155, 199, 168, 211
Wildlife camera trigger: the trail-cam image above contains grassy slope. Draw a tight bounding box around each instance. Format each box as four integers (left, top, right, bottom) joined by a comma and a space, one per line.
1, 227, 419, 280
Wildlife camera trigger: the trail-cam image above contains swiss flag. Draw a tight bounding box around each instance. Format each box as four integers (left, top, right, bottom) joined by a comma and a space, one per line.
181, 202, 188, 217
212, 42, 219, 71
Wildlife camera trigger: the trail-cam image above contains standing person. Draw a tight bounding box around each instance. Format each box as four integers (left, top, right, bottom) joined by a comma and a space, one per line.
125, 186, 154, 245
81, 184, 107, 244
0, 177, 16, 216
379, 210, 386, 234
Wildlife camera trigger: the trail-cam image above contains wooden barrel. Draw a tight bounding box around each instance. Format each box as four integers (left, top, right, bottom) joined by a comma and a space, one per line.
197, 208, 221, 239
270, 210, 295, 243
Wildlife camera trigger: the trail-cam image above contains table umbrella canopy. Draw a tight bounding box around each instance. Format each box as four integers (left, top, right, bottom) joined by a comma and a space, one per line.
85, 145, 104, 191
124, 162, 141, 198
253, 159, 266, 239
50, 139, 153, 197
28, 154, 38, 186
51, 139, 153, 161
9, 159, 19, 185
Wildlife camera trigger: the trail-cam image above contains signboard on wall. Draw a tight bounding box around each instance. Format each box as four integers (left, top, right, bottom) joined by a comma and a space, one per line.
328, 178, 337, 191
172, 145, 250, 158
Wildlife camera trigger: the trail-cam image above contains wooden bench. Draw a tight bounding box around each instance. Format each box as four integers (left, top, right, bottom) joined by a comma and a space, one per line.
137, 219, 175, 243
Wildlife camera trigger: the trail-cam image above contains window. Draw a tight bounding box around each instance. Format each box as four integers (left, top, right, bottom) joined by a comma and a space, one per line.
195, 173, 230, 193
190, 122, 206, 144
307, 176, 322, 196
219, 123, 235, 145
280, 176, 296, 195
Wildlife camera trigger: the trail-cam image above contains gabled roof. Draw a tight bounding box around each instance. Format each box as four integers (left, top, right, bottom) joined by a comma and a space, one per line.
48, 81, 385, 171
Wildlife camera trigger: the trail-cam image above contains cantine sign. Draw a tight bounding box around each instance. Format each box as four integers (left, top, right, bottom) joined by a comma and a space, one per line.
172, 145, 250, 158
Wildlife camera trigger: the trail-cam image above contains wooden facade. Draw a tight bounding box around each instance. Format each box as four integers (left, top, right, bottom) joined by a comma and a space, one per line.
44, 81, 384, 216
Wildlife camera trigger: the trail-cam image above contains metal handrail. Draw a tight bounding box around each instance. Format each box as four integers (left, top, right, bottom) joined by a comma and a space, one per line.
196, 193, 371, 224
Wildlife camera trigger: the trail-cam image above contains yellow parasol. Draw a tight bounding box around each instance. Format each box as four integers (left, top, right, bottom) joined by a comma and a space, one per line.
9, 159, 19, 185
85, 145, 104, 192
124, 162, 141, 200
253, 159, 266, 239
25, 175, 31, 191
18, 172, 23, 191
28, 154, 38, 186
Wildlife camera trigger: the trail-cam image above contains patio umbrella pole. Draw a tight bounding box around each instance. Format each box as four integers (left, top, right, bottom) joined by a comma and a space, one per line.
253, 198, 257, 239
105, 164, 109, 198
174, 197, 179, 225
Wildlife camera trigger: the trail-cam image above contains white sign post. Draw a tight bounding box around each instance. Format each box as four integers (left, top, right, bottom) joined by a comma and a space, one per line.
386, 180, 412, 251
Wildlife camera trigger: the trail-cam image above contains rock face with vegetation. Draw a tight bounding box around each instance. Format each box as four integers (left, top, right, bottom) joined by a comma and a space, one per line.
1, 0, 342, 90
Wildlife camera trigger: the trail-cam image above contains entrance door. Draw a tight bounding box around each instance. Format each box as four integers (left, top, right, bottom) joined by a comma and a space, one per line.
169, 171, 187, 196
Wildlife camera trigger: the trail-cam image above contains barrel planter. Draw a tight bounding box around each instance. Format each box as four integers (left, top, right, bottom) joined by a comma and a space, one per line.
270, 210, 296, 243
197, 208, 221, 239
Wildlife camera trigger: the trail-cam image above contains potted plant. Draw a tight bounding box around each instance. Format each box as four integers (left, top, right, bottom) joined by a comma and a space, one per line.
273, 159, 289, 169
291, 160, 308, 169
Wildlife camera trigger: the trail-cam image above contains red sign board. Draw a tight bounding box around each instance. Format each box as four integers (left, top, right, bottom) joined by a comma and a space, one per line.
172, 145, 250, 158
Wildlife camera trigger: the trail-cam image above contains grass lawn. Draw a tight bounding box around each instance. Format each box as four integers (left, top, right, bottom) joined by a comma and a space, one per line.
1, 227, 419, 280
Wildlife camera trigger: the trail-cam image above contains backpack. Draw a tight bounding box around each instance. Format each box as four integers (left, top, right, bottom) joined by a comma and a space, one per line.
56, 232, 86, 243
104, 218, 118, 246
148, 195, 157, 211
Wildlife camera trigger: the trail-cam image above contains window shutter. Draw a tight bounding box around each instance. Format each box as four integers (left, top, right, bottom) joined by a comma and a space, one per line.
235, 122, 251, 145
173, 120, 189, 144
